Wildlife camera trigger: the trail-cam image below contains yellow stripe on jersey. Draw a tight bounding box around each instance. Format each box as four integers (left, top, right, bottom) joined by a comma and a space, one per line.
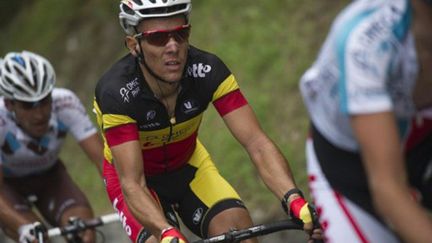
139, 114, 203, 149
93, 100, 113, 162
93, 99, 103, 129
102, 114, 136, 130
212, 74, 239, 102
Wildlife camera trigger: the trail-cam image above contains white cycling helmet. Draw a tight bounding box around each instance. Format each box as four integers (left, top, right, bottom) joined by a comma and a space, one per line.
0, 51, 55, 102
119, 0, 192, 35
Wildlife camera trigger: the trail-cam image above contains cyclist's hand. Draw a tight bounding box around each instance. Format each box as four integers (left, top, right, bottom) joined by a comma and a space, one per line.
18, 223, 36, 243
289, 197, 313, 230
282, 189, 313, 229
160, 227, 188, 243
307, 204, 324, 243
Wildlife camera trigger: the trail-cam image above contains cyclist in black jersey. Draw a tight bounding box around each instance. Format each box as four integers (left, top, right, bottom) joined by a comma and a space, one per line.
94, 1, 321, 243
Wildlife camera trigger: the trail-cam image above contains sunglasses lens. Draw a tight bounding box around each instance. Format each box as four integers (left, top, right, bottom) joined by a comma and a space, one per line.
146, 32, 170, 46
144, 26, 190, 46
174, 28, 190, 43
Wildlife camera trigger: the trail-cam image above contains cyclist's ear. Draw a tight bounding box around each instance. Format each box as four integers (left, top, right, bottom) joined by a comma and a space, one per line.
125, 36, 139, 57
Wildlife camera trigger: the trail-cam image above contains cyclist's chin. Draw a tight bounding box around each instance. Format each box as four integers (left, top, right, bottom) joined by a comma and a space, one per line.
163, 73, 183, 83
26, 125, 50, 138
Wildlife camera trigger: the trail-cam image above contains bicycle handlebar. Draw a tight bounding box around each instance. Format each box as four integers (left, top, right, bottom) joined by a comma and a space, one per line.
192, 218, 303, 243
45, 213, 119, 238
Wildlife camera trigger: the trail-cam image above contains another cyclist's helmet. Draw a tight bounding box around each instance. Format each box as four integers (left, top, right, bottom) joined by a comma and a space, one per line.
0, 58, 3, 79
119, 0, 192, 35
0, 51, 55, 102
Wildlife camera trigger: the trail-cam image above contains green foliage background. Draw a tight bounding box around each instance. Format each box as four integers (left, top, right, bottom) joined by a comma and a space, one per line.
0, 0, 349, 222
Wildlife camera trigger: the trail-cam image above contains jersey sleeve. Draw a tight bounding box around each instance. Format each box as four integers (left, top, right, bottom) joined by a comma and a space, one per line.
53, 89, 97, 142
198, 53, 248, 116
212, 75, 248, 116
337, 4, 411, 115
94, 81, 138, 147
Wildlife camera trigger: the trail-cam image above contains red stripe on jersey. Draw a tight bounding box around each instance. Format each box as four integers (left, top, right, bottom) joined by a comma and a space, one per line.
142, 132, 197, 176
213, 89, 248, 116
105, 123, 139, 147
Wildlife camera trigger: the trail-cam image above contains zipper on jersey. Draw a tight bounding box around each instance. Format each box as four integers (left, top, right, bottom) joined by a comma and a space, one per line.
151, 87, 182, 173
162, 98, 179, 173
163, 121, 174, 173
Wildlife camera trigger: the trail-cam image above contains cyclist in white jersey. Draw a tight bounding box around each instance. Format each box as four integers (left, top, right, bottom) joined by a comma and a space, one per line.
0, 51, 103, 243
300, 0, 432, 242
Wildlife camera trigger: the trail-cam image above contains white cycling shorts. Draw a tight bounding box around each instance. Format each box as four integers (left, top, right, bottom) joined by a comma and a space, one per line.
306, 138, 400, 243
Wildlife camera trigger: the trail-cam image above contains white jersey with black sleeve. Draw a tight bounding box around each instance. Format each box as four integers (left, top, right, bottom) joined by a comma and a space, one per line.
0, 88, 97, 177
300, 0, 418, 151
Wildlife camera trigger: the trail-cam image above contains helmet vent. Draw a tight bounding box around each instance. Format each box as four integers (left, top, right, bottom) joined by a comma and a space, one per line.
139, 4, 187, 15
13, 81, 31, 96
4, 76, 14, 87
14, 65, 26, 79
121, 4, 135, 15
30, 60, 38, 84
41, 65, 48, 89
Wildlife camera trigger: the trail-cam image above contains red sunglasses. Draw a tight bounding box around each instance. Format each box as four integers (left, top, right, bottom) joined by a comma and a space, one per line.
135, 24, 191, 46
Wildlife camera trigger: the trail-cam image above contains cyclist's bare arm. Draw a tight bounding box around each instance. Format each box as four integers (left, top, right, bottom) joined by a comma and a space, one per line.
412, 0, 432, 110
222, 105, 320, 238
222, 105, 297, 199
351, 111, 432, 243
110, 140, 171, 240
0, 169, 36, 238
79, 133, 104, 176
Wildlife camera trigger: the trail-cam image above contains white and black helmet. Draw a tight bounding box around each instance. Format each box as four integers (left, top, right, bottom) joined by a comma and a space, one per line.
0, 51, 55, 102
119, 0, 192, 35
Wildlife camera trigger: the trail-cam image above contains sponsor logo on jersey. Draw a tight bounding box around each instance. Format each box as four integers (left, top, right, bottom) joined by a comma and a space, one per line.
351, 50, 380, 77
139, 122, 161, 130
146, 110, 156, 121
187, 63, 212, 78
120, 78, 140, 103
113, 197, 132, 236
360, 5, 403, 46
181, 99, 200, 114
192, 207, 203, 225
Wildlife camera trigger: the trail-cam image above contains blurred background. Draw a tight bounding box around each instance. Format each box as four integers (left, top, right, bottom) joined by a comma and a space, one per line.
0, 0, 349, 242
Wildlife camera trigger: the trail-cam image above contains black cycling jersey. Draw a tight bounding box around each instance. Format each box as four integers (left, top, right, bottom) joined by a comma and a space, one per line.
94, 45, 248, 175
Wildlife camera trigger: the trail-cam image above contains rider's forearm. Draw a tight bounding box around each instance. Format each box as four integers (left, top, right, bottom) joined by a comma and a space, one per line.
122, 180, 171, 240
0, 195, 31, 234
372, 181, 432, 243
353, 112, 432, 242
246, 135, 297, 199
111, 140, 172, 240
